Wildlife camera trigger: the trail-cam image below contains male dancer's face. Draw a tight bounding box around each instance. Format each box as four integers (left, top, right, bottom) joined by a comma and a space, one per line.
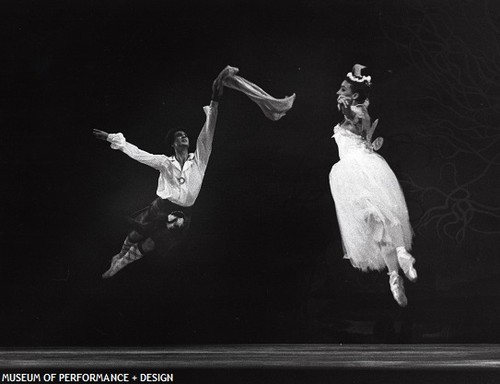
173, 130, 189, 150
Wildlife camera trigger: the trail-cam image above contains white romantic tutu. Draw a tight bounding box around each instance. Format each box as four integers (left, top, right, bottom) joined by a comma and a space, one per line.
329, 125, 413, 272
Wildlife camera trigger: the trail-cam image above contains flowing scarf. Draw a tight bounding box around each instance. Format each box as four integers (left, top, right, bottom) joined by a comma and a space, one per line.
214, 66, 296, 121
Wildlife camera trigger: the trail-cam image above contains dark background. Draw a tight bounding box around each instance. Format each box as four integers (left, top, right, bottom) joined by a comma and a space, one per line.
1, 0, 499, 346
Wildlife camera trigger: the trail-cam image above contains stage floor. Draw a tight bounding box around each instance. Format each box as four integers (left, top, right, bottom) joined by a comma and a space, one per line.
2, 344, 500, 369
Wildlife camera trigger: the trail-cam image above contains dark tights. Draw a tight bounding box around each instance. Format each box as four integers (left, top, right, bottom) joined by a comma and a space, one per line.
127, 230, 156, 254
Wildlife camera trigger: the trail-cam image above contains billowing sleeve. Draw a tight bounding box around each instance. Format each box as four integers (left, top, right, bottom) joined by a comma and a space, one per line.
194, 101, 218, 174
107, 133, 167, 171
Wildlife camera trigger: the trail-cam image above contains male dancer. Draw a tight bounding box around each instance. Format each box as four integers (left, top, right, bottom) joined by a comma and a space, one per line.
93, 74, 223, 278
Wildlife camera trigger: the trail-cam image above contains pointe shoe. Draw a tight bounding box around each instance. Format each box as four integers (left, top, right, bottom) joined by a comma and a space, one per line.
397, 248, 418, 283
389, 272, 408, 307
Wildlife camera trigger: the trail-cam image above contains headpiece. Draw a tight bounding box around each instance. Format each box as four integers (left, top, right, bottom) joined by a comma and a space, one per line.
346, 64, 371, 86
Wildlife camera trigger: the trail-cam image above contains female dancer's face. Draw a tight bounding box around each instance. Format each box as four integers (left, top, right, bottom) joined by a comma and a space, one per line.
337, 80, 355, 99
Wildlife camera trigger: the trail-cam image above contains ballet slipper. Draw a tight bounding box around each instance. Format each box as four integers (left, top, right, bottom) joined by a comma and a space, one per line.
396, 247, 418, 283
389, 271, 407, 307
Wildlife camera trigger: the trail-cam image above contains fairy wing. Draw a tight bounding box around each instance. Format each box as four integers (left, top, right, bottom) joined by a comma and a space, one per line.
366, 118, 378, 142
372, 137, 384, 151
367, 119, 383, 151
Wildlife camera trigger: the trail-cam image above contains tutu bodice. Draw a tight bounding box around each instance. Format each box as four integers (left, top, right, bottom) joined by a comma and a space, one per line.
332, 124, 372, 159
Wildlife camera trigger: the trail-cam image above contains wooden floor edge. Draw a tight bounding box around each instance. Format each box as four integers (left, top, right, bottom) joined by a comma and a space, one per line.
1, 345, 500, 369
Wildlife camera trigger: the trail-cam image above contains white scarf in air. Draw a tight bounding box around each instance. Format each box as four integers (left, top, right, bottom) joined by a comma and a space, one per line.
214, 66, 296, 121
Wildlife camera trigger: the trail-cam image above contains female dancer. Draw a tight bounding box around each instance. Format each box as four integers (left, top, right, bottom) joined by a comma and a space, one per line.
329, 65, 417, 307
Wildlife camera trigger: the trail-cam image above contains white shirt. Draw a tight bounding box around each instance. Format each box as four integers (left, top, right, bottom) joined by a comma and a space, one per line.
107, 101, 218, 207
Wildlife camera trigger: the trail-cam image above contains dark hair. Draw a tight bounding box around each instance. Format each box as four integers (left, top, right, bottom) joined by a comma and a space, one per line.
164, 128, 191, 155
345, 78, 371, 104
164, 129, 178, 148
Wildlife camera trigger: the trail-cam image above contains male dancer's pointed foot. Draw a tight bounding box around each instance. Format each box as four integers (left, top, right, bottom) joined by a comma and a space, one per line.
102, 269, 115, 279
102, 245, 144, 279
102, 254, 122, 279
389, 272, 407, 307
397, 247, 418, 283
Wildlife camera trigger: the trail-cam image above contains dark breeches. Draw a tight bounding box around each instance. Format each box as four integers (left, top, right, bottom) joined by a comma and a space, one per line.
127, 197, 192, 255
